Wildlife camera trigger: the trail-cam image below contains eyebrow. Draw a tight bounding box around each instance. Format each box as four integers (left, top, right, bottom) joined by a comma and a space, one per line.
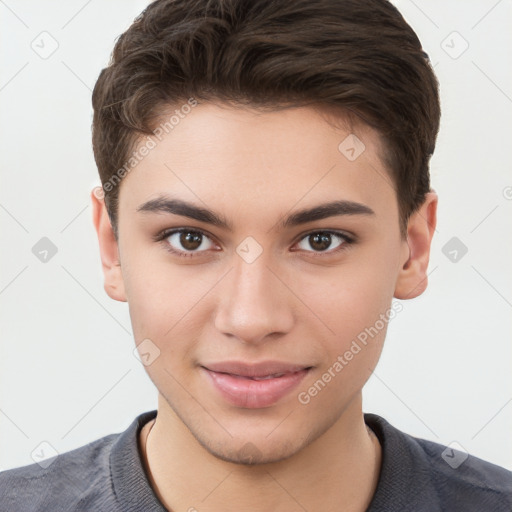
136, 196, 375, 230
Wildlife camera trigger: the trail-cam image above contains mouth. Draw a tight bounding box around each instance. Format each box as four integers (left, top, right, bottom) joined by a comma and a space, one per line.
200, 361, 312, 409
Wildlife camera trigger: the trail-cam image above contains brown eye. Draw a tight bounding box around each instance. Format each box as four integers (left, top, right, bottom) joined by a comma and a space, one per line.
296, 231, 349, 253
165, 229, 214, 254
179, 231, 203, 250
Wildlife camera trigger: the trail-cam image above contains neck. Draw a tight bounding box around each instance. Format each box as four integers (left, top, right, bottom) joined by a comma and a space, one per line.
140, 394, 381, 512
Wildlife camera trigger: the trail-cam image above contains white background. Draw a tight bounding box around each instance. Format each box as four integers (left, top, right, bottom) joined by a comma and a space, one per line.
1, 0, 511, 472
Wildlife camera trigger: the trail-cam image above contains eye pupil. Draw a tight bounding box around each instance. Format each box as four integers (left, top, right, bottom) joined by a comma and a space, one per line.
180, 231, 202, 250
310, 233, 331, 251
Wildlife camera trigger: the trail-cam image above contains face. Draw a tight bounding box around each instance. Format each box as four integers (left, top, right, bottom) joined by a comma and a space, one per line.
97, 102, 418, 464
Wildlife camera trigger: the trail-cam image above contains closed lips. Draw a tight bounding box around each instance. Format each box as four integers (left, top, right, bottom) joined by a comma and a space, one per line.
201, 361, 312, 378
201, 362, 312, 408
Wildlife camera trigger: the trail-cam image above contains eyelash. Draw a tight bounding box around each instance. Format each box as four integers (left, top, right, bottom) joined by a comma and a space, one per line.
153, 228, 355, 259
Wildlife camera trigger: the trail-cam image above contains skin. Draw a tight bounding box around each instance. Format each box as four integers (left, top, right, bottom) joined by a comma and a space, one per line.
91, 102, 437, 512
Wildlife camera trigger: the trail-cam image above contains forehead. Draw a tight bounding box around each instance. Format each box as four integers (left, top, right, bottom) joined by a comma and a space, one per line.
118, 102, 397, 224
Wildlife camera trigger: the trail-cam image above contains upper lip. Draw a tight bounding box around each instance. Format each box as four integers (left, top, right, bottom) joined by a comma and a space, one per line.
202, 361, 311, 378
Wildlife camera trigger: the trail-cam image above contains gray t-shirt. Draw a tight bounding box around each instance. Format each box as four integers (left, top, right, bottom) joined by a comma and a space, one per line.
0, 410, 511, 511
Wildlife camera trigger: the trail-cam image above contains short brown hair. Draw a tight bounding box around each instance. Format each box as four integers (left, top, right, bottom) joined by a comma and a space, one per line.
92, 0, 440, 239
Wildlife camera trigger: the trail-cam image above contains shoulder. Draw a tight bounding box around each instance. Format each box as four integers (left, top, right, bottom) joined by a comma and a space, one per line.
365, 413, 512, 511
414, 434, 512, 509
0, 432, 120, 511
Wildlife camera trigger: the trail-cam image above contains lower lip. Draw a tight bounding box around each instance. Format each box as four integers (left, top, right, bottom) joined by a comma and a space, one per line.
202, 367, 310, 409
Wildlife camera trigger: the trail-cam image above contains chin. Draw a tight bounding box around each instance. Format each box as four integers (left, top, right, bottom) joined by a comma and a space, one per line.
191, 419, 327, 466
158, 385, 340, 466
201, 437, 301, 466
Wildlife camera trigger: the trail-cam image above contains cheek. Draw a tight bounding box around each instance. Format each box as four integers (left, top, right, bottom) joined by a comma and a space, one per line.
296, 269, 394, 411
293, 242, 399, 385
299, 252, 397, 334
126, 263, 210, 387
122, 246, 212, 342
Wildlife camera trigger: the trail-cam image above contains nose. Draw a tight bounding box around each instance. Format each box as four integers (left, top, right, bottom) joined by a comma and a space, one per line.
214, 254, 295, 345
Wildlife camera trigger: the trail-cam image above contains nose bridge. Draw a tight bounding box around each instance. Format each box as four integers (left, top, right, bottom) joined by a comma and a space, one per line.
214, 250, 294, 343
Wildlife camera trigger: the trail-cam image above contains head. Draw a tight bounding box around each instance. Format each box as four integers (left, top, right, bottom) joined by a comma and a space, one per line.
91, 0, 439, 464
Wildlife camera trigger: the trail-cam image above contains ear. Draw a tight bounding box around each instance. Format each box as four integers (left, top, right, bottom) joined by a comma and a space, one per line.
394, 192, 438, 299
91, 187, 127, 302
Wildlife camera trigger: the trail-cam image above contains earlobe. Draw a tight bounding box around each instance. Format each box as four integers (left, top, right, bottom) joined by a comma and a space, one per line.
394, 192, 438, 300
90, 187, 127, 302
